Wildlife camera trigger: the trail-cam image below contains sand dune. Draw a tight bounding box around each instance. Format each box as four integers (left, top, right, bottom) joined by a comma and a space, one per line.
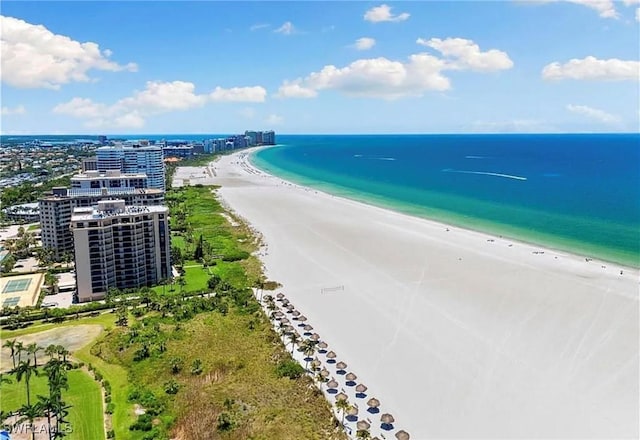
205, 149, 639, 439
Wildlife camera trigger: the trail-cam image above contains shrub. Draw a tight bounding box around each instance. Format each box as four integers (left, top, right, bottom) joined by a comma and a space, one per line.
216, 412, 234, 431
275, 359, 305, 379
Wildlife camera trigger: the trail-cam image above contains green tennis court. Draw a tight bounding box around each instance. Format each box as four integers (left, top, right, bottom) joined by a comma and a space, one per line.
2, 278, 31, 294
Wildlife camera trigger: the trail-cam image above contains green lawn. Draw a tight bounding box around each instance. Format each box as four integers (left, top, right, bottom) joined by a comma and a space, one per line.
75, 335, 133, 440
1, 368, 105, 440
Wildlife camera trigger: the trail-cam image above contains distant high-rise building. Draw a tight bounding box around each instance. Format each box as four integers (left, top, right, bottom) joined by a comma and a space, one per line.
96, 145, 165, 191
262, 130, 276, 145
82, 157, 98, 172
72, 200, 171, 302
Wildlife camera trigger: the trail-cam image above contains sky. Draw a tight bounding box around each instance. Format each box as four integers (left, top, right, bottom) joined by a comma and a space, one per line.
1, 1, 639, 135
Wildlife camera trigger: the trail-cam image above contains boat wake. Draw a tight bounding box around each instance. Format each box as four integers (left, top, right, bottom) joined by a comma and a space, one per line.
442, 169, 527, 181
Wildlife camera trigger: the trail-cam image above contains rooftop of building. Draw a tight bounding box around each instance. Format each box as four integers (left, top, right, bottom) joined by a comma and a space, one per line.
71, 170, 148, 180
71, 200, 167, 221
0, 273, 44, 308
40, 187, 164, 201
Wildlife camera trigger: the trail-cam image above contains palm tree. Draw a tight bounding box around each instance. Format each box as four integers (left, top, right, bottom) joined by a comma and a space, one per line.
26, 343, 41, 367
14, 341, 26, 365
3, 339, 18, 369
17, 402, 42, 440
13, 359, 38, 416
177, 276, 187, 294
335, 398, 351, 427
44, 271, 59, 295
299, 339, 317, 371
288, 332, 301, 354
35, 394, 55, 440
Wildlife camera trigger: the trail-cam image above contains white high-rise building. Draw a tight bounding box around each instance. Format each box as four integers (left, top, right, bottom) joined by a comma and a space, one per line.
71, 200, 171, 302
96, 145, 165, 191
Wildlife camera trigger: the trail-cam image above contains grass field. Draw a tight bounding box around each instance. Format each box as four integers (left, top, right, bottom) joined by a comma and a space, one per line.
1, 368, 105, 440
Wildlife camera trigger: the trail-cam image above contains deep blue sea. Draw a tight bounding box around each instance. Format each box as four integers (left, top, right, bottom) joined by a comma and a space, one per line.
252, 134, 640, 267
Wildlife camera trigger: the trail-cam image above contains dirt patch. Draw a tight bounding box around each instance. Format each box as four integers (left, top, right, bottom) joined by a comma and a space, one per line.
0, 324, 103, 371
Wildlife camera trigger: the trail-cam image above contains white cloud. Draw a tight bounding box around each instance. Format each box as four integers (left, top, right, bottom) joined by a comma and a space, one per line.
542, 56, 640, 81
276, 81, 319, 98
566, 104, 619, 123
276, 38, 512, 100
636, 7, 640, 20
623, 0, 639, 4
54, 81, 267, 129
265, 114, 284, 125
529, 0, 618, 18
1, 15, 137, 89
353, 37, 376, 51
1, 105, 26, 116
274, 21, 295, 35
120, 81, 208, 111
364, 4, 410, 22
417, 37, 514, 72
280, 55, 450, 100
210, 86, 267, 102
250, 23, 270, 31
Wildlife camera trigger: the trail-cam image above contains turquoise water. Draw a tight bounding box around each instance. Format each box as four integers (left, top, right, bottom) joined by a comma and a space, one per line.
251, 134, 640, 268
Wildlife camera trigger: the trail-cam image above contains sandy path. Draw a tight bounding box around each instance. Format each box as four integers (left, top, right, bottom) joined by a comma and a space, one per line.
206, 150, 638, 439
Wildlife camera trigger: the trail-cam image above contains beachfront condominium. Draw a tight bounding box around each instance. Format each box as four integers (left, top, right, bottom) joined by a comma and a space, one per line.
71, 199, 171, 302
96, 144, 165, 191
39, 185, 164, 261
71, 170, 147, 190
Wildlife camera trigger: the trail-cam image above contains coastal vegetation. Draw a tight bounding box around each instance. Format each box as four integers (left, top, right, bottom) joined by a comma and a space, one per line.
2, 169, 344, 439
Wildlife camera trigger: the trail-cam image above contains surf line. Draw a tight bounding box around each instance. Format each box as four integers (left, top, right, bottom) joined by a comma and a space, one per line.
442, 168, 527, 181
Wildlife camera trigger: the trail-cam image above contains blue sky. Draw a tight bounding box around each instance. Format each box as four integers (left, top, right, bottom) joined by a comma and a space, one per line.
1, 1, 639, 134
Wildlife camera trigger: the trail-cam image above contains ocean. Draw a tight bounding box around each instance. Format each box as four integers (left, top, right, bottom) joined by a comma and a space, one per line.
251, 134, 640, 268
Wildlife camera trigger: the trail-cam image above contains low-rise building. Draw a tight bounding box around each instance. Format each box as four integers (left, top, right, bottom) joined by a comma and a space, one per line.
0, 273, 44, 308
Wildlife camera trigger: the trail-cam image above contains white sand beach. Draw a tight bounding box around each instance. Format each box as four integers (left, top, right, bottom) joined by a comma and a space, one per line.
201, 149, 639, 439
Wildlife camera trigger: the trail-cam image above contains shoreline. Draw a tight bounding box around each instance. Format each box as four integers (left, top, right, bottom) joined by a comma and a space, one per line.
202, 148, 639, 438
250, 146, 639, 269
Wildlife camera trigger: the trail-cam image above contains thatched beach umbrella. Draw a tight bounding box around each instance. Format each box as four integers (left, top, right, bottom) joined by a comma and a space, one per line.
395, 430, 410, 440
309, 332, 320, 341
357, 420, 371, 431
303, 324, 313, 331
367, 397, 380, 409
291, 310, 301, 317
274, 310, 284, 318
276, 292, 285, 300
355, 383, 368, 393
335, 392, 348, 401
286, 304, 295, 311
318, 341, 328, 350
320, 368, 330, 378
381, 413, 395, 424
297, 315, 308, 323
279, 317, 289, 324
336, 361, 347, 370
347, 405, 359, 417
346, 372, 357, 382
327, 379, 339, 389
326, 351, 337, 363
